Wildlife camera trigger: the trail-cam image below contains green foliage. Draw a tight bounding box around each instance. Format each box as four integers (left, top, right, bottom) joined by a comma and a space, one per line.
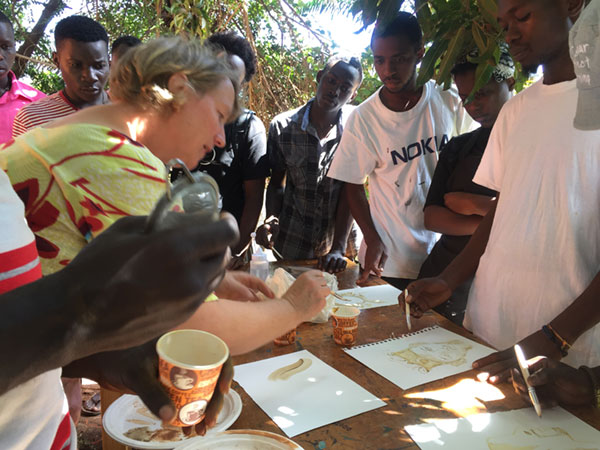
350, 0, 532, 97
353, 47, 380, 104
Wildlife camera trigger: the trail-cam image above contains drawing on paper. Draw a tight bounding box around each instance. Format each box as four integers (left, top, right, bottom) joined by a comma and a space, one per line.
335, 291, 384, 309
486, 426, 600, 450
389, 340, 472, 372
123, 426, 183, 442
268, 358, 312, 381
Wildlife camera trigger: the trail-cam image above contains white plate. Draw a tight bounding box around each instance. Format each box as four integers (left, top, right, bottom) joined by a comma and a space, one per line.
174, 430, 303, 449
102, 390, 242, 449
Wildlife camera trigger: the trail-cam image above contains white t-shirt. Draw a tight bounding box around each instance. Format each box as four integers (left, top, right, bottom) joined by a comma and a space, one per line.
0, 170, 73, 449
468, 79, 600, 367
328, 81, 472, 278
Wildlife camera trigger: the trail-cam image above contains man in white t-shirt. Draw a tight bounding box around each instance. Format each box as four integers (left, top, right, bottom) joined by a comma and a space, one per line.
405, 0, 600, 376
328, 12, 471, 289
0, 169, 237, 448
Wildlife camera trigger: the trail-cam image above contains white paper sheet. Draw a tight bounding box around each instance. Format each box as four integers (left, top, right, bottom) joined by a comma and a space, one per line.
234, 350, 386, 437
344, 326, 494, 390
334, 284, 402, 309
405, 407, 600, 449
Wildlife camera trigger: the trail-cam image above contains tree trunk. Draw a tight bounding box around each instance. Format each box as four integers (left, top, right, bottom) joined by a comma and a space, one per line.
14, 0, 65, 78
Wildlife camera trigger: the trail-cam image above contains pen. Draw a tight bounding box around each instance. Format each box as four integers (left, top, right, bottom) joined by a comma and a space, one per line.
404, 289, 412, 331
514, 344, 542, 417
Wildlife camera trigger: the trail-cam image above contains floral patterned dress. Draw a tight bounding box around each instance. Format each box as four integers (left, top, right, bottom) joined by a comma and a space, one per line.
0, 124, 166, 275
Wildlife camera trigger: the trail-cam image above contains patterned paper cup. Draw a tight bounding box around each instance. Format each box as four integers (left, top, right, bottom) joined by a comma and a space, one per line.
331, 306, 360, 346
273, 328, 296, 346
156, 330, 229, 427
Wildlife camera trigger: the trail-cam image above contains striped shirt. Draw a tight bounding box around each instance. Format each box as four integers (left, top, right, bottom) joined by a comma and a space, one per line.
12, 91, 77, 137
0, 170, 73, 449
0, 171, 41, 293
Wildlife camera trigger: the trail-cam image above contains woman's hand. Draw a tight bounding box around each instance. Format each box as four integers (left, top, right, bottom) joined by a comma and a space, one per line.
215, 271, 274, 301
282, 270, 329, 322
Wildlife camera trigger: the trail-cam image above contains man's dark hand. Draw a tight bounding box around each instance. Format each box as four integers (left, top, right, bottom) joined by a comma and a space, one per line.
358, 237, 387, 284
60, 213, 239, 358
401, 277, 452, 318
473, 329, 563, 384
318, 250, 347, 273
255, 222, 278, 249
63, 339, 233, 436
511, 358, 595, 409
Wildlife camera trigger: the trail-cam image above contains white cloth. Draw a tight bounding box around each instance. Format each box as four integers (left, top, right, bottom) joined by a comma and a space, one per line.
328, 81, 472, 278
0, 170, 72, 449
467, 79, 600, 367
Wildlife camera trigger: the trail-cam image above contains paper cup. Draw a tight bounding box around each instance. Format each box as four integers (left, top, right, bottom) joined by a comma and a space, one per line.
273, 328, 296, 346
331, 306, 360, 346
156, 330, 229, 427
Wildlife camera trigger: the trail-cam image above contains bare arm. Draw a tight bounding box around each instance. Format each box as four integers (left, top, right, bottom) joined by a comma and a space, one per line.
0, 215, 236, 395
424, 205, 484, 236
175, 271, 329, 355
232, 178, 266, 255
265, 169, 285, 218
346, 182, 386, 283
330, 183, 353, 253
318, 183, 353, 273
256, 169, 285, 248
440, 197, 497, 290
549, 271, 600, 350
404, 198, 498, 316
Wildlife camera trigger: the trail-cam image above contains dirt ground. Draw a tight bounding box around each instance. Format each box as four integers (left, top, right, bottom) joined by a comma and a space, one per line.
77, 383, 102, 450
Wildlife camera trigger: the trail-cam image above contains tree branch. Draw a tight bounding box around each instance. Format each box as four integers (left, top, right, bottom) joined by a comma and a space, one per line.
14, 0, 65, 78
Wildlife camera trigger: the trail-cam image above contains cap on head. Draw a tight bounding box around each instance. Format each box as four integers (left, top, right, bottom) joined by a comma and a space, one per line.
569, 1, 600, 130
207, 31, 256, 83
452, 43, 515, 83
55, 15, 108, 49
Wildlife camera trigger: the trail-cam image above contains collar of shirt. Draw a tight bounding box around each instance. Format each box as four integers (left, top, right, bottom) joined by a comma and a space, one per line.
0, 72, 44, 105
296, 98, 346, 140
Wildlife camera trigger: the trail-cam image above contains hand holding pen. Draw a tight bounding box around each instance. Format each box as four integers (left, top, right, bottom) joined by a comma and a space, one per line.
511, 356, 598, 410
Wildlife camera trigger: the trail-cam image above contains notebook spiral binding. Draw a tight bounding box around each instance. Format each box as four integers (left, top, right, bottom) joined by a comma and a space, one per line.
344, 325, 440, 351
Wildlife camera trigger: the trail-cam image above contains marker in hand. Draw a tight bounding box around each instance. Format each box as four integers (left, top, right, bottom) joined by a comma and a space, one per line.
514, 344, 542, 417
404, 289, 412, 331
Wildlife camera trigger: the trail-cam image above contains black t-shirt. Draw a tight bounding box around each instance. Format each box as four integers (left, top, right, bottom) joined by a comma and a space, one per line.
419, 127, 496, 278
193, 110, 269, 223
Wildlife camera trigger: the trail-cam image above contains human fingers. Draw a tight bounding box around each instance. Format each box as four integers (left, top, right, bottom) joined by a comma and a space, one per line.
333, 257, 347, 273
243, 274, 275, 298
175, 213, 239, 262
405, 280, 434, 314
317, 256, 325, 271
357, 266, 370, 284
254, 224, 271, 248
525, 356, 554, 377
378, 251, 388, 272
127, 357, 176, 424
472, 348, 512, 370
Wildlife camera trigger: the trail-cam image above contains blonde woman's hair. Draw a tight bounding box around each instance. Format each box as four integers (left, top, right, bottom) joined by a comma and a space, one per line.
109, 36, 241, 120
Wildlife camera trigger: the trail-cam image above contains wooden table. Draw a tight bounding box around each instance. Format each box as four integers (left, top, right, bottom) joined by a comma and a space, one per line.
230, 260, 600, 449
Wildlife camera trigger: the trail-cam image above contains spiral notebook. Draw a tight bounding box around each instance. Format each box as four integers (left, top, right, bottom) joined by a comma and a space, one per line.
343, 326, 494, 390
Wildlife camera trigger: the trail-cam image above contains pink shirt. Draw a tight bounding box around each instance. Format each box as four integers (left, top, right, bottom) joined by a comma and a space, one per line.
0, 72, 45, 144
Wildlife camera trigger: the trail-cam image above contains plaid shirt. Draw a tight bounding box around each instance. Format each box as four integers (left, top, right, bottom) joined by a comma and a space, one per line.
268, 99, 356, 259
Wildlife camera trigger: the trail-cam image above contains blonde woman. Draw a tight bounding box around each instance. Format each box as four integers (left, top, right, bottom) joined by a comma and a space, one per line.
0, 36, 328, 431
